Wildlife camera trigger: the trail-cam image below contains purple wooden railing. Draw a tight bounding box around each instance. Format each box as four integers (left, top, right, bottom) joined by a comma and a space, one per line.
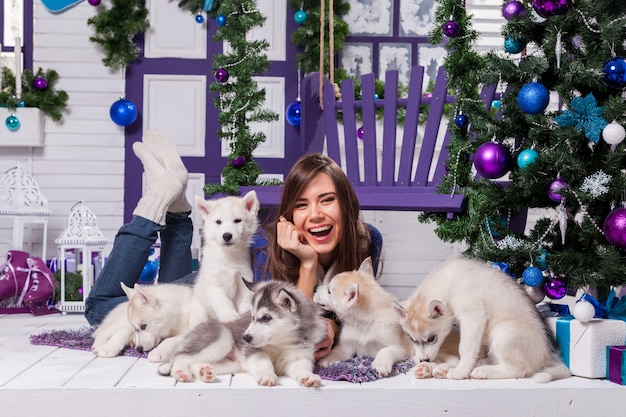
241, 66, 498, 214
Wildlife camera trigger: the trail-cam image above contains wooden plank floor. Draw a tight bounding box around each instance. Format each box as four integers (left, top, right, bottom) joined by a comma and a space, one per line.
1, 312, 625, 417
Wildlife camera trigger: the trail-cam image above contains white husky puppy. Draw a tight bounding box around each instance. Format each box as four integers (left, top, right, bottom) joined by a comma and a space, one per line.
313, 257, 414, 377
395, 257, 571, 382
158, 279, 327, 387
191, 190, 259, 325
91, 282, 194, 362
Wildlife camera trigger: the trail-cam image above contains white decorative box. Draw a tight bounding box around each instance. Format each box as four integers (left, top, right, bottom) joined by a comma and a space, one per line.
546, 316, 626, 378
1, 107, 45, 147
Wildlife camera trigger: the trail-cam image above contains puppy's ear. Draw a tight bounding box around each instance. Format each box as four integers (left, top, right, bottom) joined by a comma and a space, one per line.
135, 285, 159, 309
121, 282, 134, 298
276, 288, 298, 312
427, 299, 445, 319
242, 190, 260, 215
357, 257, 374, 277
195, 196, 212, 217
345, 283, 359, 306
242, 276, 256, 291
392, 300, 407, 318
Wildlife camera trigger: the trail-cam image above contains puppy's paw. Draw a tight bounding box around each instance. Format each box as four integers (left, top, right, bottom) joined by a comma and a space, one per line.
412, 363, 433, 379
372, 359, 393, 378
432, 363, 451, 379
446, 367, 469, 380
147, 346, 168, 363
256, 373, 278, 387
92, 343, 124, 358
469, 366, 489, 380
298, 373, 321, 388
174, 368, 194, 383
198, 364, 215, 383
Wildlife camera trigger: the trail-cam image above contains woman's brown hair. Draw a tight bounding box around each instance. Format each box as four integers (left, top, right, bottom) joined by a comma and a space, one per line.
262, 153, 372, 284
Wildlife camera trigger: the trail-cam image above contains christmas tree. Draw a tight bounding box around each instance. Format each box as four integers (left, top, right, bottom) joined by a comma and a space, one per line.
202, 0, 279, 197
420, 0, 626, 302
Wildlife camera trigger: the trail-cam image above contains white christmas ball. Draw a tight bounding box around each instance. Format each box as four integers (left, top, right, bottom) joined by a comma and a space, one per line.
602, 121, 626, 145
572, 300, 595, 322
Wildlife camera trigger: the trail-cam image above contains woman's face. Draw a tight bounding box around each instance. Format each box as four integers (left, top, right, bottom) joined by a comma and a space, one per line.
291, 172, 343, 266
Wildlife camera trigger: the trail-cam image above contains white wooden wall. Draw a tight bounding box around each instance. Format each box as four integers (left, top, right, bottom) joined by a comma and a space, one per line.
0, 0, 503, 301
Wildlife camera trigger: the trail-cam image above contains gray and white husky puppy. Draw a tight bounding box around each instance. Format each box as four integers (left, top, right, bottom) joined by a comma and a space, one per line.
158, 279, 328, 387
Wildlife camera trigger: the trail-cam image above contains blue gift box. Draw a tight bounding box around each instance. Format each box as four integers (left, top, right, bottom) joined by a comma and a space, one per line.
606, 345, 626, 385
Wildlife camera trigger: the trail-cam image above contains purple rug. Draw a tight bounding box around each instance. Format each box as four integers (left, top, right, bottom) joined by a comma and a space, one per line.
29, 326, 148, 358
29, 327, 414, 382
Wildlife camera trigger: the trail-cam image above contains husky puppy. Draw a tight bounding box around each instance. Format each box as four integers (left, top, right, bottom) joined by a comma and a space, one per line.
394, 257, 571, 382
313, 257, 414, 377
91, 282, 194, 362
191, 190, 260, 325
158, 279, 328, 387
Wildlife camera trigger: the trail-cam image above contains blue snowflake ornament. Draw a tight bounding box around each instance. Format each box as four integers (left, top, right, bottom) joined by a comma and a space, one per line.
554, 93, 608, 143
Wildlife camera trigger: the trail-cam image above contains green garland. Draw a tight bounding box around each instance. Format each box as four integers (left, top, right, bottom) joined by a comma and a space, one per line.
87, 0, 150, 70
0, 67, 69, 121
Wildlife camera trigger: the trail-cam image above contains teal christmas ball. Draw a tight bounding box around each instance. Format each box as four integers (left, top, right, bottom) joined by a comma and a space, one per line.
504, 37, 526, 54
5, 115, 20, 131
294, 10, 308, 24
517, 149, 539, 169
522, 265, 544, 287
109, 98, 138, 126
517, 82, 550, 114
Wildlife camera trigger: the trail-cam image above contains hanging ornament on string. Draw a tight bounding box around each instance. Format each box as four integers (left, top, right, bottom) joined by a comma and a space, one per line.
603, 205, 626, 249
544, 274, 568, 300
5, 114, 20, 131
110, 97, 138, 126
547, 174, 568, 203
473, 140, 512, 179
531, 0, 570, 19
603, 121, 626, 148
294, 8, 308, 24
88, 0, 101, 5
286, 65, 303, 127
517, 148, 539, 169
522, 264, 544, 287
357, 126, 365, 140
33, 77, 48, 90
558, 200, 568, 244
504, 37, 526, 54
216, 14, 228, 27
555, 31, 562, 69
215, 68, 229, 83
517, 81, 550, 114
195, 14, 205, 24
454, 111, 468, 132
524, 284, 546, 304
231, 156, 247, 169
603, 56, 626, 89
502, 1, 526, 20
442, 18, 461, 38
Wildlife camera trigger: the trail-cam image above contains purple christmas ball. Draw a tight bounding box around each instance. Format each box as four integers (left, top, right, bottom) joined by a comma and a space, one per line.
544, 277, 567, 300
603, 207, 626, 249
473, 142, 512, 179
547, 177, 568, 202
214, 68, 229, 83
88, 0, 101, 5
442, 20, 461, 38
357, 126, 365, 140
531, 0, 570, 19
502, 1, 526, 20
231, 156, 247, 168
33, 77, 48, 90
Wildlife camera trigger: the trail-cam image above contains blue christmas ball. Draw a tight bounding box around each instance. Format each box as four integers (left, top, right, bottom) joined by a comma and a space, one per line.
294, 10, 308, 24
216, 14, 227, 26
5, 115, 20, 131
603, 57, 626, 89
286, 100, 301, 127
517, 82, 550, 114
504, 37, 526, 54
195, 14, 205, 24
455, 114, 469, 130
517, 148, 539, 169
522, 265, 544, 287
138, 258, 158, 284
109, 98, 138, 126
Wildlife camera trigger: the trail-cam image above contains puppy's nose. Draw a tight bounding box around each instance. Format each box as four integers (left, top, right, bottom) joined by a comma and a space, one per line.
243, 334, 252, 343
223, 233, 233, 242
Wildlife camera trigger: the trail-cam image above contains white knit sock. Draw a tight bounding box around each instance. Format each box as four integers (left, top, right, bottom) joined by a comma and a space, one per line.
132, 141, 183, 224
142, 130, 192, 213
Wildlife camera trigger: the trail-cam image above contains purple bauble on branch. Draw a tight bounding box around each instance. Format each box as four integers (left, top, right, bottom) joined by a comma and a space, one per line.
531, 0, 570, 19
544, 277, 567, 300
231, 156, 247, 168
442, 20, 461, 37
33, 77, 48, 90
603, 207, 626, 249
547, 176, 568, 202
502, 1, 526, 20
214, 68, 229, 83
88, 0, 101, 5
473, 141, 512, 179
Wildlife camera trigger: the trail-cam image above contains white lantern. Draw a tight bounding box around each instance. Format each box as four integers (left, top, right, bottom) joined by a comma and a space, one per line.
0, 164, 50, 260
54, 201, 107, 313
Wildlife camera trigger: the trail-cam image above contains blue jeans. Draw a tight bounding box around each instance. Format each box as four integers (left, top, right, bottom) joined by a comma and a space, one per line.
84, 212, 194, 326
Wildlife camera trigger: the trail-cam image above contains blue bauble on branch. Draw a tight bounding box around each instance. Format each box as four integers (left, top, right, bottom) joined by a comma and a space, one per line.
286, 100, 301, 127
109, 98, 138, 126
216, 14, 227, 26
517, 149, 539, 169
603, 57, 626, 89
504, 37, 526, 54
522, 265, 544, 287
455, 114, 468, 131
517, 82, 550, 114
294, 10, 308, 24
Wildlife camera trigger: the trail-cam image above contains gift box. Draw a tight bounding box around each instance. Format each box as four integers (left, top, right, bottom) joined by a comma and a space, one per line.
607, 346, 626, 385
546, 316, 626, 378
